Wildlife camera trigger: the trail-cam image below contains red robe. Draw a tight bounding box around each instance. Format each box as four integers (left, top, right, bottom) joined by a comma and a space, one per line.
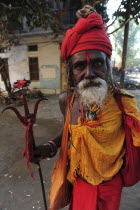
70, 173, 123, 210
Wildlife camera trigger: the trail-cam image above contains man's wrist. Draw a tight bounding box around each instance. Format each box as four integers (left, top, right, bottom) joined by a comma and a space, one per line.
47, 141, 57, 158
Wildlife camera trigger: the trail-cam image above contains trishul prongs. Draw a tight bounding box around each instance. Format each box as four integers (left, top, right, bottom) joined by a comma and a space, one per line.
3, 95, 47, 127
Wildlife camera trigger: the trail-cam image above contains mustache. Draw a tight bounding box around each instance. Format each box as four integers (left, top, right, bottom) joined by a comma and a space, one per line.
83, 81, 101, 88
78, 78, 102, 89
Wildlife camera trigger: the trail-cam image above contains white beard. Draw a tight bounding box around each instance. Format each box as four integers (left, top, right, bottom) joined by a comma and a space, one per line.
77, 78, 108, 108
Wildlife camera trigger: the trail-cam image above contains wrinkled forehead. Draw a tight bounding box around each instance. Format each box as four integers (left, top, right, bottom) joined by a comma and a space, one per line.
71, 49, 107, 64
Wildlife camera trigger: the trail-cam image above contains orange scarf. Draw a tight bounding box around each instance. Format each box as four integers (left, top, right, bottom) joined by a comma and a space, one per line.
48, 92, 75, 210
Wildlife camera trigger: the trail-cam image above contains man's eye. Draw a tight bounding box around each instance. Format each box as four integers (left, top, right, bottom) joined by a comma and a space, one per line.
74, 62, 86, 70
94, 62, 103, 67
77, 64, 86, 70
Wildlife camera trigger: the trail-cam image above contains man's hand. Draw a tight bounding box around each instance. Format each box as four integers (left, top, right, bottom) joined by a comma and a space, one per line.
31, 143, 57, 164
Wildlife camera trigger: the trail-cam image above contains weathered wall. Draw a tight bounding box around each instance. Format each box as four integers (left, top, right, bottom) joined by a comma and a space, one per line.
9, 45, 30, 83
32, 42, 60, 94
0, 35, 62, 94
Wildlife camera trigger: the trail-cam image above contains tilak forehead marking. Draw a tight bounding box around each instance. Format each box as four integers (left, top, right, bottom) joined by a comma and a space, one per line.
86, 51, 91, 65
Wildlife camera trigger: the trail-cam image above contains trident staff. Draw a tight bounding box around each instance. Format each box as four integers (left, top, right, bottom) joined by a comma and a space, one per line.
3, 93, 48, 210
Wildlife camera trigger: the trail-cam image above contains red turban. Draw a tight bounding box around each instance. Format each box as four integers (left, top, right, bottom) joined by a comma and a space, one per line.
61, 13, 112, 62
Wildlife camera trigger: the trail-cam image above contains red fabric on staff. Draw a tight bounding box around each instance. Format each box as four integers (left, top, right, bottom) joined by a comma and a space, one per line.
70, 173, 123, 210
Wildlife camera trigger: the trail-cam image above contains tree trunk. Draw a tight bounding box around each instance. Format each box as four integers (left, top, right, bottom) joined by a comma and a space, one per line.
56, 0, 63, 25
0, 59, 12, 96
120, 0, 131, 88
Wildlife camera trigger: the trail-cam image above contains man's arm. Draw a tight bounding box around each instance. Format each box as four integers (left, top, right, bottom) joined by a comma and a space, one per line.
31, 91, 69, 161
47, 91, 69, 148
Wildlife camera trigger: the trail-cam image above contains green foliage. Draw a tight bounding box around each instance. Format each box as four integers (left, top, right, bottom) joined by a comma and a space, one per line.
113, 21, 140, 69
0, 0, 110, 48
0, 0, 110, 32
0, 0, 61, 38
113, 0, 140, 24
94, 0, 109, 23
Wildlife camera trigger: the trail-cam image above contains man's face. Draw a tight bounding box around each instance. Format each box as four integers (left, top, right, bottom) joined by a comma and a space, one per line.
71, 49, 107, 84
71, 50, 108, 107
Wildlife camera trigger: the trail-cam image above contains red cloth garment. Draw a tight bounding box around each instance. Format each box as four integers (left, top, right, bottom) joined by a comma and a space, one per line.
69, 174, 123, 210
122, 118, 140, 186
114, 89, 140, 187
61, 13, 112, 62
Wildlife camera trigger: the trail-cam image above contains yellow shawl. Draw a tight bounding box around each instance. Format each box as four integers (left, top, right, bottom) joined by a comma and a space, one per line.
67, 90, 140, 185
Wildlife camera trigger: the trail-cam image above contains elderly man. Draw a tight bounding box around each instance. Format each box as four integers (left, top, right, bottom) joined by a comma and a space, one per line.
33, 5, 140, 210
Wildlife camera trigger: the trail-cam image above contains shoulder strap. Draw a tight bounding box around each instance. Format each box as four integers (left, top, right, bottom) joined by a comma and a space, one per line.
114, 88, 125, 113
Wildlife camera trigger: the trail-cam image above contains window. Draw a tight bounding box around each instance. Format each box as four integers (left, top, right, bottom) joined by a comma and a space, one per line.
28, 45, 38, 52
29, 57, 39, 81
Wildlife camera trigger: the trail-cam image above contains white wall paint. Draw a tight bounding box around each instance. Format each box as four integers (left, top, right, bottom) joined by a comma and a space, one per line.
0, 41, 61, 94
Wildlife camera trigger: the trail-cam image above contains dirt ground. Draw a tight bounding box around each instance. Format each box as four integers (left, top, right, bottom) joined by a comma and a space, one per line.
0, 89, 140, 210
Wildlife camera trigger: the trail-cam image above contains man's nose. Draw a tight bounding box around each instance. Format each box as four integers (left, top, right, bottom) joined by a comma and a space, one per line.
85, 65, 96, 79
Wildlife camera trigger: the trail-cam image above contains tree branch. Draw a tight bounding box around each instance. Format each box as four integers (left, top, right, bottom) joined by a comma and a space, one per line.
106, 3, 121, 29
108, 14, 140, 35
93, 1, 100, 6
23, 0, 36, 12
0, 2, 20, 9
